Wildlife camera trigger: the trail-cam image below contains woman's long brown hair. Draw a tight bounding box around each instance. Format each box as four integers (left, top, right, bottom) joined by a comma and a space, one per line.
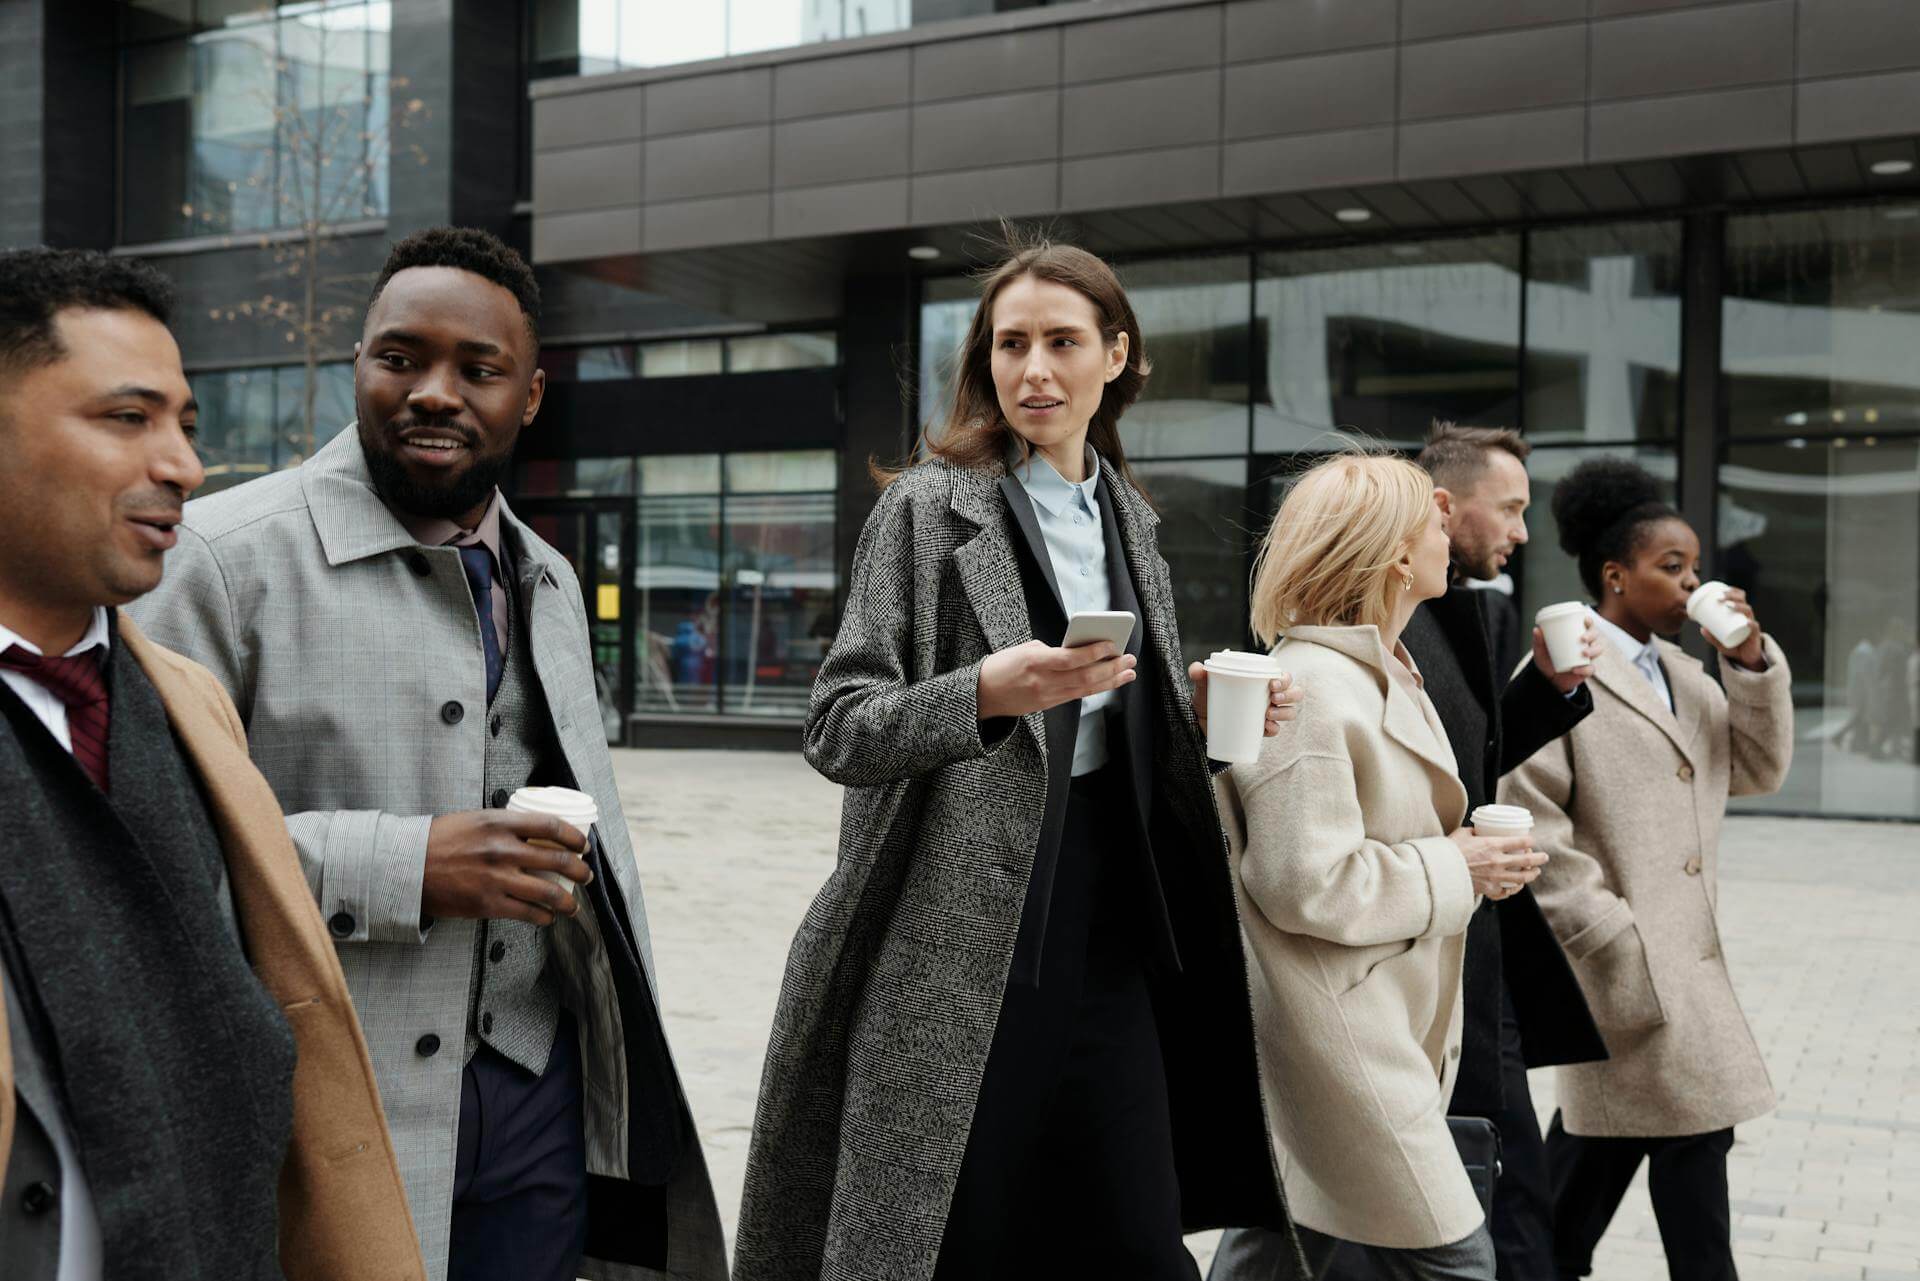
877, 229, 1151, 490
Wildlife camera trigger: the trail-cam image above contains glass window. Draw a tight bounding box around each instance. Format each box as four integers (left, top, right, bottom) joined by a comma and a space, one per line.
1120, 254, 1252, 459
634, 454, 723, 716
529, 0, 925, 78
516, 457, 636, 497
193, 360, 352, 495
1132, 457, 1252, 661
575, 344, 640, 381
721, 487, 836, 717
728, 331, 838, 373
1256, 234, 1522, 452
120, 1, 395, 242
639, 339, 723, 378
725, 449, 837, 493
1524, 221, 1683, 444
641, 453, 722, 494
918, 276, 978, 439
1721, 439, 1919, 819
1725, 205, 1920, 440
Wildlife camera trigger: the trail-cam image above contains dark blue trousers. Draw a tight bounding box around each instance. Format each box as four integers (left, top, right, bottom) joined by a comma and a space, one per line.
448, 1013, 590, 1281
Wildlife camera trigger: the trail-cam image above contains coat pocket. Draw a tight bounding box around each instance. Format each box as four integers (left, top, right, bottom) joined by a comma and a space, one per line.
1566, 908, 1665, 1033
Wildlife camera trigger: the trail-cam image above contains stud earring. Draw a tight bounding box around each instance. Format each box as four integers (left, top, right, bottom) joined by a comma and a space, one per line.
1402, 572, 1414, 592
1613, 585, 1624, 594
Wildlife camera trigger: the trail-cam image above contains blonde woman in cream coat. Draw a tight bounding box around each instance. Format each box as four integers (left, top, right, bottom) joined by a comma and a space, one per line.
1207, 454, 1548, 1281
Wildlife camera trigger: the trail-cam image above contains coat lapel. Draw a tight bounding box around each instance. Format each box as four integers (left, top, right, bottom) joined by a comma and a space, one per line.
1653, 638, 1708, 763
997, 474, 1067, 628
1100, 460, 1185, 704
948, 464, 1034, 660
1282, 623, 1466, 799
1592, 641, 1700, 765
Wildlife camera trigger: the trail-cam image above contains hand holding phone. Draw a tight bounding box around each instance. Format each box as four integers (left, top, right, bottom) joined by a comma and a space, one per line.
1061, 610, 1135, 652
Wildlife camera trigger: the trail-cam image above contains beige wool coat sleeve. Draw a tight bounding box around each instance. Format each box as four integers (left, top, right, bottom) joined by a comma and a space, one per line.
1500, 634, 1793, 1138
1220, 625, 1484, 1250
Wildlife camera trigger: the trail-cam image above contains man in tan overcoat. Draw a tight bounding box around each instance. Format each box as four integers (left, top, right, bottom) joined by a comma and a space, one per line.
0, 247, 423, 1280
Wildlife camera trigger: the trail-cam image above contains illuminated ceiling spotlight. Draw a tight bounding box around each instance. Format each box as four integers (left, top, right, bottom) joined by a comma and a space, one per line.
907, 245, 941, 261
1334, 207, 1373, 223
1869, 158, 1915, 176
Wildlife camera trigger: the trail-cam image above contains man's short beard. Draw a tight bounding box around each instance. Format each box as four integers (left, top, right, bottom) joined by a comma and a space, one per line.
361, 434, 515, 520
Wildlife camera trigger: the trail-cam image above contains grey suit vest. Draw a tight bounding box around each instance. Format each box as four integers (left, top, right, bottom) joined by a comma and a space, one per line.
466, 565, 564, 1074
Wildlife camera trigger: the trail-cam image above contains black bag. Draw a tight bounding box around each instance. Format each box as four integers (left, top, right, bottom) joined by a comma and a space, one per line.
1448, 1116, 1504, 1217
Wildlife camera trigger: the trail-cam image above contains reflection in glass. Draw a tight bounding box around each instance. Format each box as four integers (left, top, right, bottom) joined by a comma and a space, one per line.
640, 339, 723, 378
1722, 439, 1920, 819
1120, 255, 1251, 459
1256, 235, 1522, 452
918, 276, 977, 439
1725, 205, 1920, 440
1132, 457, 1251, 661
634, 470, 721, 716
529, 0, 920, 78
517, 457, 636, 497
723, 487, 836, 717
1524, 221, 1682, 444
193, 361, 352, 494
728, 331, 838, 372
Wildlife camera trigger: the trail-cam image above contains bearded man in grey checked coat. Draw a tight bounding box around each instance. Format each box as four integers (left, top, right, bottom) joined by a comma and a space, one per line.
131, 228, 725, 1281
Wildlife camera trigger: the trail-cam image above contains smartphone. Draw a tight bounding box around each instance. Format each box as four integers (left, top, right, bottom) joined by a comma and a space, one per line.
1061, 610, 1136, 652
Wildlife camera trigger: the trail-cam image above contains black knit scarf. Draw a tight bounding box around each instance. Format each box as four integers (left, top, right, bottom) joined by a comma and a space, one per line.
0, 638, 294, 1280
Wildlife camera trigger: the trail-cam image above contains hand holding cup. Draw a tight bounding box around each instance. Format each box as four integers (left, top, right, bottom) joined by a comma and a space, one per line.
1689, 582, 1766, 670
421, 807, 592, 927
1189, 662, 1302, 736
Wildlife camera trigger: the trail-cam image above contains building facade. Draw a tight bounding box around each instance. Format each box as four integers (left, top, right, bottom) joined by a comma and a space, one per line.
4, 0, 1918, 819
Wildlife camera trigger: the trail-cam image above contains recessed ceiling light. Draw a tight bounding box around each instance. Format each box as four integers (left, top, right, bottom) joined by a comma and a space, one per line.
1883, 206, 1920, 221
1334, 207, 1373, 223
1870, 159, 1915, 176
1390, 243, 1425, 258
907, 245, 940, 260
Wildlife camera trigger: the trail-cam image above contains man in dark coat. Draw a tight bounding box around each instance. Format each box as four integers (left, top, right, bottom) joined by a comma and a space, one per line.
1330, 424, 1609, 1281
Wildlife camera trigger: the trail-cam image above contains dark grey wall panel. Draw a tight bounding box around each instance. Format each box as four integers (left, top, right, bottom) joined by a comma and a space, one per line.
1223, 0, 1397, 63
1063, 144, 1219, 209
1798, 68, 1920, 144
1062, 69, 1223, 156
774, 109, 912, 188
1399, 25, 1587, 119
645, 194, 771, 252
1224, 49, 1395, 140
1062, 5, 1221, 83
910, 162, 1059, 224
912, 91, 1061, 172
1590, 0, 1725, 12
534, 85, 645, 150
1223, 126, 1394, 194
1397, 106, 1585, 179
1400, 0, 1586, 41
913, 28, 1061, 102
646, 69, 773, 136
1589, 85, 1793, 161
774, 49, 912, 119
1590, 1, 1793, 99
533, 142, 644, 214
773, 178, 910, 238
1797, 0, 1920, 78
645, 126, 773, 202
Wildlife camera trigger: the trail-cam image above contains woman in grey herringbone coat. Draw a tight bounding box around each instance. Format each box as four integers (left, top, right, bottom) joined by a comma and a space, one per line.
733, 240, 1301, 1281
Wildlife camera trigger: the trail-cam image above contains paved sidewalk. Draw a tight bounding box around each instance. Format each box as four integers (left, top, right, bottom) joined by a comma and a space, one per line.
613, 748, 1920, 1278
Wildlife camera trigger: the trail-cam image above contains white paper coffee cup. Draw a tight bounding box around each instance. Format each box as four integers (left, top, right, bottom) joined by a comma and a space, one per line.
1470, 803, 1534, 839
1686, 581, 1753, 649
1203, 649, 1283, 764
506, 785, 597, 900
1535, 602, 1589, 673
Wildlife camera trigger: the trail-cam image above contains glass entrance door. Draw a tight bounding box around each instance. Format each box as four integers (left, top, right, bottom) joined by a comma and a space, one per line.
517, 498, 631, 745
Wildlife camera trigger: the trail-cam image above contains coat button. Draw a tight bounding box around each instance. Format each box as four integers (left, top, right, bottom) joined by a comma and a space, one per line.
490, 940, 506, 963
441, 700, 464, 725
406, 551, 432, 578
415, 1033, 441, 1057
1677, 763, 1694, 782
19, 1181, 55, 1216
328, 911, 355, 938
481, 1012, 494, 1035
1685, 857, 1702, 876
491, 788, 508, 808
490, 715, 502, 738
1448, 1044, 1460, 1060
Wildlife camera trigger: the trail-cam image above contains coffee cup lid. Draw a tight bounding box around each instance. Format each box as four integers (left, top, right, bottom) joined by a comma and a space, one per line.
1204, 649, 1282, 677
1687, 581, 1730, 609
1471, 803, 1533, 825
507, 785, 599, 828
1534, 601, 1586, 623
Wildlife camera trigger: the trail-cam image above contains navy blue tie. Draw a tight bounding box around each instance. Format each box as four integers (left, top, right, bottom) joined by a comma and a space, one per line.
457, 545, 503, 703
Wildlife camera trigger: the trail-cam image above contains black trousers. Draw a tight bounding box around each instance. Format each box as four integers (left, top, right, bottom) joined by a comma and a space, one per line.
1546, 1113, 1736, 1281
934, 768, 1196, 1281
1486, 991, 1554, 1281
449, 1012, 590, 1281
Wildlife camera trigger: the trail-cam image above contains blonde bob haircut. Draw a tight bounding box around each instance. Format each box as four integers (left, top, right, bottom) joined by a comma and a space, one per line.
1249, 450, 1437, 647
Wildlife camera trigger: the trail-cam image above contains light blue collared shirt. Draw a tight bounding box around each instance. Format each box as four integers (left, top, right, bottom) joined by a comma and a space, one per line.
1013, 443, 1114, 776
1591, 611, 1673, 714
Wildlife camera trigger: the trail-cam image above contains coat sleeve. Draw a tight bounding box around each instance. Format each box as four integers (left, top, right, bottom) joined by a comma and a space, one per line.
131, 527, 433, 946
1719, 636, 1794, 798
1498, 658, 1592, 775
1232, 697, 1476, 948
802, 481, 1016, 788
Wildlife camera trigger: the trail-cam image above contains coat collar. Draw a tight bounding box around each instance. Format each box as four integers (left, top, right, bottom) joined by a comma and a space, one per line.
298, 426, 558, 590
1591, 630, 1706, 765
1279, 622, 1464, 787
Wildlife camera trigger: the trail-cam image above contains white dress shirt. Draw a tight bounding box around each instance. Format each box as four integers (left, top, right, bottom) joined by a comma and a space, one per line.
1011, 443, 1114, 776
1591, 611, 1674, 713
0, 608, 112, 753
0, 608, 108, 1280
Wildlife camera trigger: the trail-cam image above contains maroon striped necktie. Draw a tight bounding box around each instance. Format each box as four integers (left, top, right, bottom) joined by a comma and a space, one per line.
1, 644, 111, 793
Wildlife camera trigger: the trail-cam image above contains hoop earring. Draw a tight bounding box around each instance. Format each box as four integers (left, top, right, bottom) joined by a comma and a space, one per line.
1401, 572, 1414, 593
